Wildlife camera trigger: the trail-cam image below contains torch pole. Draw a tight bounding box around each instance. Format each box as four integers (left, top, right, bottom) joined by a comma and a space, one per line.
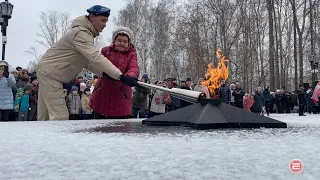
137, 81, 206, 103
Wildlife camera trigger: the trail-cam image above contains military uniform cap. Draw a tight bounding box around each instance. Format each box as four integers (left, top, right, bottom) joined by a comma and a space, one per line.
87, 5, 110, 17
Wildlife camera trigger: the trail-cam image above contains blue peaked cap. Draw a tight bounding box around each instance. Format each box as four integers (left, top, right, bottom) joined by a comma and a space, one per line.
87, 5, 111, 17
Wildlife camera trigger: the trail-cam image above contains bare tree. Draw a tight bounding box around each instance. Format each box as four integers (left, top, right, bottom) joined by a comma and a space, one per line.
25, 46, 41, 62
113, 0, 320, 90
149, 0, 175, 80
113, 0, 153, 76
25, 11, 72, 70
267, 0, 276, 91
290, 0, 308, 84
36, 11, 72, 48
26, 60, 37, 73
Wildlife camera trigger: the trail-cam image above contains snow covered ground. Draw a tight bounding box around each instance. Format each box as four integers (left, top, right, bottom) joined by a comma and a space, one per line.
0, 114, 319, 180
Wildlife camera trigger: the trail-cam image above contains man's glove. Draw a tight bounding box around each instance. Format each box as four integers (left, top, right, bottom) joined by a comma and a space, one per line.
3, 71, 9, 78
120, 74, 139, 87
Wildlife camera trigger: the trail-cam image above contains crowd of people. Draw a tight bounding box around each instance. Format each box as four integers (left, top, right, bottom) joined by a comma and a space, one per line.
131, 77, 320, 118
0, 4, 319, 121
0, 64, 38, 121
0, 60, 319, 122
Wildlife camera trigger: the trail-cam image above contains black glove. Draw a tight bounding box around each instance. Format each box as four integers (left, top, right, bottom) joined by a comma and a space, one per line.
3, 71, 9, 78
120, 74, 139, 87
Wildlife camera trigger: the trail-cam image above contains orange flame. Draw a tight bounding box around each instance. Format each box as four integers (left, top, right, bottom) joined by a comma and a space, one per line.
202, 50, 229, 97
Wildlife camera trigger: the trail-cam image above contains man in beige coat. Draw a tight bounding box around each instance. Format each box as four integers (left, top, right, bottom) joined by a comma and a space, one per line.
36, 5, 139, 120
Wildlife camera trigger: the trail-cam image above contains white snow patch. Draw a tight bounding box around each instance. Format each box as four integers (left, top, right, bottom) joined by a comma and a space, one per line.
0, 114, 319, 180
270, 113, 320, 125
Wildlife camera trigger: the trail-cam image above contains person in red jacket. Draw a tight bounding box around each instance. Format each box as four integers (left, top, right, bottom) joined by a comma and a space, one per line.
90, 27, 139, 119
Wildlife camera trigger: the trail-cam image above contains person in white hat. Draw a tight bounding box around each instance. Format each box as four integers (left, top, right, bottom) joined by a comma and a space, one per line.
0, 60, 16, 121
36, 6, 139, 121
89, 26, 139, 119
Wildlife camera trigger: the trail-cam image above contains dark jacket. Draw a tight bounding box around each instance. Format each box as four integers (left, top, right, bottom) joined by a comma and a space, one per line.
251, 91, 264, 113
263, 89, 271, 102
232, 88, 244, 103
291, 93, 298, 106
29, 84, 38, 107
219, 84, 231, 103
133, 86, 151, 108
296, 90, 306, 105
307, 90, 314, 106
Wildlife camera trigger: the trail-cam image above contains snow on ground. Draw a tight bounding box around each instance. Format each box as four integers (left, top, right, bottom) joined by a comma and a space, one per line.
271, 113, 320, 125
0, 114, 319, 180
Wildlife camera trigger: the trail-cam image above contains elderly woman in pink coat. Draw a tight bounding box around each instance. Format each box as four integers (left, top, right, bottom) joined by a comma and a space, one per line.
90, 27, 139, 119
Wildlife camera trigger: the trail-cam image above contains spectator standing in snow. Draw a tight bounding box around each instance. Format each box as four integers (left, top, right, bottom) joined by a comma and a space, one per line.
296, 84, 306, 116
132, 74, 151, 118
14, 84, 32, 121
229, 83, 235, 106
263, 86, 271, 116
251, 87, 265, 114
67, 86, 81, 120
219, 78, 231, 104
243, 93, 254, 112
232, 82, 245, 109
0, 60, 16, 121
28, 76, 38, 121
81, 88, 93, 119
149, 81, 167, 117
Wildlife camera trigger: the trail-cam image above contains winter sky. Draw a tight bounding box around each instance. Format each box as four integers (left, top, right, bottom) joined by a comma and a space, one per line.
4, 0, 125, 69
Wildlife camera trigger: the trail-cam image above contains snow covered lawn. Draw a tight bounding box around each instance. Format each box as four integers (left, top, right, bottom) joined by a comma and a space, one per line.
0, 114, 319, 180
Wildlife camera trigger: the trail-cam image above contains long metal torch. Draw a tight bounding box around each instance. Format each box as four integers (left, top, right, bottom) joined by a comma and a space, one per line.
137, 81, 206, 103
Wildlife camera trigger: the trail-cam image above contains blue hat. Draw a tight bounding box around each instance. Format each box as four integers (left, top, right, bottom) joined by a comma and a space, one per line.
71, 86, 78, 92
142, 74, 148, 79
87, 5, 110, 17
84, 88, 90, 93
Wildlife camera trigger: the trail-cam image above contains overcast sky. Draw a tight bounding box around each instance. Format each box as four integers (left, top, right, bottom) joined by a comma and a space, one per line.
5, 0, 125, 69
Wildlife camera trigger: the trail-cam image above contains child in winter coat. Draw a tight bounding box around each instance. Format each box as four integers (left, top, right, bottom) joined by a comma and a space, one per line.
66, 86, 81, 120
243, 93, 254, 112
14, 84, 32, 121
81, 88, 93, 119
28, 76, 38, 121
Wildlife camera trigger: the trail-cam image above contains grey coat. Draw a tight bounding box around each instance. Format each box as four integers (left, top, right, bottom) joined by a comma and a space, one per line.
67, 94, 81, 115
132, 86, 151, 108
0, 74, 16, 110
